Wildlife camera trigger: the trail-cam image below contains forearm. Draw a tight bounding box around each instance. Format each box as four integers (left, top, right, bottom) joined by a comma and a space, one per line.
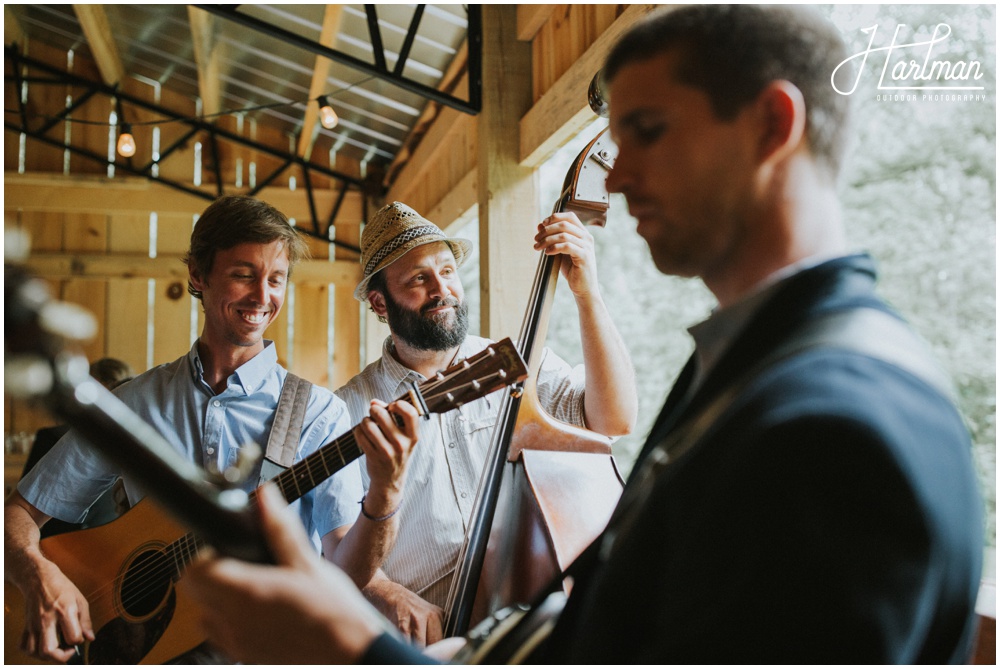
326, 486, 402, 588
4, 493, 49, 587
575, 292, 638, 437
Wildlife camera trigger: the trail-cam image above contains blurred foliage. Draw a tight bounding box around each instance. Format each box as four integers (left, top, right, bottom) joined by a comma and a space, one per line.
536, 5, 995, 546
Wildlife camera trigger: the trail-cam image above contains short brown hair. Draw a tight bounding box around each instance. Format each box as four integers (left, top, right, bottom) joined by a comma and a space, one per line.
184, 195, 309, 300
604, 5, 853, 178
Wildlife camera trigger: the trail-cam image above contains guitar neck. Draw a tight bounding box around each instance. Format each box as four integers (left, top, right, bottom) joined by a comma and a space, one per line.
164, 432, 362, 576
266, 432, 363, 505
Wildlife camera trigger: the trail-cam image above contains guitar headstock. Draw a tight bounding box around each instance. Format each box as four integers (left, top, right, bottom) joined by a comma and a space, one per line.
415, 338, 528, 414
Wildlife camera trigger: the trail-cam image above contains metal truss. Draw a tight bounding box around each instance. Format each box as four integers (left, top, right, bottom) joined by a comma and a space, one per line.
195, 4, 483, 115
5, 46, 364, 252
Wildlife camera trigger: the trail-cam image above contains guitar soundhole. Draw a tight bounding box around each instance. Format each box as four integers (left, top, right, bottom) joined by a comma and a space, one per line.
119, 549, 171, 618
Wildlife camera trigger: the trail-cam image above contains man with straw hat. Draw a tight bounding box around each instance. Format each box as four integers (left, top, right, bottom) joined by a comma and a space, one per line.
334, 201, 638, 644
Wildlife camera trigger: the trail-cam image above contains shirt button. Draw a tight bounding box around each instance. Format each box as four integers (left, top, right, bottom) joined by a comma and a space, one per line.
213, 400, 221, 407
206, 447, 215, 455
460, 492, 467, 499
448, 442, 456, 449
246, 385, 253, 392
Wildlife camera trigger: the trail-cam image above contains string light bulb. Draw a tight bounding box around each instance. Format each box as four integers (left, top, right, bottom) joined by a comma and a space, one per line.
117, 123, 136, 158
318, 96, 339, 130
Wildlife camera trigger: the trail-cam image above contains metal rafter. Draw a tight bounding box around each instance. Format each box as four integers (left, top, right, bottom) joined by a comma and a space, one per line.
193, 4, 483, 115
5, 45, 363, 252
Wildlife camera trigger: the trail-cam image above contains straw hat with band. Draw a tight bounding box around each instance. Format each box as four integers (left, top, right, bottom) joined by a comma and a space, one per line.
354, 201, 473, 302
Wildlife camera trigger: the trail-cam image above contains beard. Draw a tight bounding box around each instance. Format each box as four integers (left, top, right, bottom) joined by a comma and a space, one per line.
383, 291, 469, 352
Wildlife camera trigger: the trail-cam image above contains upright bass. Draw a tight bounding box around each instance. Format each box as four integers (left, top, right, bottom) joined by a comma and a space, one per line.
443, 127, 625, 640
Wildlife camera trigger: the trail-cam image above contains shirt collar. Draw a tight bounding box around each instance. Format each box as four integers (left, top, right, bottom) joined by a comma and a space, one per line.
380, 335, 477, 389
188, 339, 278, 395
688, 253, 849, 386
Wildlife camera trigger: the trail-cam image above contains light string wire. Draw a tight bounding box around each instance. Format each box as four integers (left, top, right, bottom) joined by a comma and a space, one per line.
3, 75, 376, 129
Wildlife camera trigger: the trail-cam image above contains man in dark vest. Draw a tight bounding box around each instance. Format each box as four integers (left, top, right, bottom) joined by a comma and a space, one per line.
184, 6, 984, 663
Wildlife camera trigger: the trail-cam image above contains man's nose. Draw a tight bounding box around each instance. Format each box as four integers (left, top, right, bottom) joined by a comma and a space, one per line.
606, 161, 629, 194
426, 272, 447, 298
250, 278, 270, 304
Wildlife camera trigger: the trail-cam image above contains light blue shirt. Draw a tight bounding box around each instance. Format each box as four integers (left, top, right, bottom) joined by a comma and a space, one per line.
18, 340, 361, 549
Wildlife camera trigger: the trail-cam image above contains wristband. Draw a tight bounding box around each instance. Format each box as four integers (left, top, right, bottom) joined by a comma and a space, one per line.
359, 494, 401, 522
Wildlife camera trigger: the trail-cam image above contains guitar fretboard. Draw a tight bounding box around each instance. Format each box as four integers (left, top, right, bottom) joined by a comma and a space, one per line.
162, 432, 362, 577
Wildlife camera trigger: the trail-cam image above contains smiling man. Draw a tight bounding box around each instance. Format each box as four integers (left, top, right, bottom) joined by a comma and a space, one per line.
334, 201, 638, 644
4, 195, 419, 664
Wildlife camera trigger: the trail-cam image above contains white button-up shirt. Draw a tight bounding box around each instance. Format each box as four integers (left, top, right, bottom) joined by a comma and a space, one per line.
336, 335, 586, 607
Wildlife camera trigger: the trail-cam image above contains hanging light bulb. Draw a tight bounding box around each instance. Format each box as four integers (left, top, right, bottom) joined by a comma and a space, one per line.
318, 95, 339, 130
117, 123, 136, 158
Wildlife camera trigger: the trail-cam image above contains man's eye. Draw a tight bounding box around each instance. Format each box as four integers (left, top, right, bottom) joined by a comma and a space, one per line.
634, 123, 666, 143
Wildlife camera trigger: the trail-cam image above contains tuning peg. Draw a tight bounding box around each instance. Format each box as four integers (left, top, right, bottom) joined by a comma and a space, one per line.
4, 227, 32, 263
39, 301, 98, 342
4, 354, 54, 399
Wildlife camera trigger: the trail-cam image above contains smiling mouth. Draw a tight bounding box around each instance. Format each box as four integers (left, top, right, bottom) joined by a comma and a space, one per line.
238, 310, 268, 324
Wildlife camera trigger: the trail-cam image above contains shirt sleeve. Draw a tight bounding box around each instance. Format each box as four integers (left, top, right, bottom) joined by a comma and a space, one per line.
535, 346, 587, 428
17, 429, 120, 523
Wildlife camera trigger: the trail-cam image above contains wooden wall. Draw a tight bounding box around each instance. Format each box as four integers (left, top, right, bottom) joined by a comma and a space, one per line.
5, 41, 365, 440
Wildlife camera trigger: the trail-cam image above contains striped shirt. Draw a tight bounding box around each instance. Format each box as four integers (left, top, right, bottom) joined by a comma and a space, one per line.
336, 335, 587, 607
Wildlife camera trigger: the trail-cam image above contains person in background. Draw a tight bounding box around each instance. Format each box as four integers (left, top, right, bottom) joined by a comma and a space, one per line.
184, 6, 984, 664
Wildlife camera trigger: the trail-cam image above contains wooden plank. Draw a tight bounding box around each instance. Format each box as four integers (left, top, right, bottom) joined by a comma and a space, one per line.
291, 284, 330, 387
23, 253, 360, 285
427, 169, 477, 233
61, 279, 106, 363
150, 213, 195, 365
520, 5, 658, 167
5, 7, 24, 45
517, 4, 557, 41
333, 284, 363, 388
298, 4, 345, 159
106, 278, 149, 373
105, 212, 149, 370
186, 6, 226, 117
6, 173, 363, 223
478, 5, 539, 341
73, 5, 125, 85
386, 105, 467, 206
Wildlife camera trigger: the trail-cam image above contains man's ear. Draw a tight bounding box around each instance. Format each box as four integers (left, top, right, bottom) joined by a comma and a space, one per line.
368, 290, 388, 318
189, 264, 207, 293
755, 80, 807, 166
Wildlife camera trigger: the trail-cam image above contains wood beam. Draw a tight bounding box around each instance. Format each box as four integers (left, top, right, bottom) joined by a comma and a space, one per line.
517, 5, 557, 42
386, 41, 469, 189
298, 4, 345, 160
73, 5, 125, 86
24, 253, 360, 286
478, 5, 538, 341
428, 169, 477, 234
187, 6, 227, 117
5, 7, 25, 46
5, 173, 363, 224
519, 4, 657, 167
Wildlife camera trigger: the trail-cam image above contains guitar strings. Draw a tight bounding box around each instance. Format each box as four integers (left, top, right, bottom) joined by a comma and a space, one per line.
77, 365, 513, 616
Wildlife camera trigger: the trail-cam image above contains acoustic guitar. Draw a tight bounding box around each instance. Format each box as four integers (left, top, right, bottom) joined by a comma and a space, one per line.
4, 265, 528, 665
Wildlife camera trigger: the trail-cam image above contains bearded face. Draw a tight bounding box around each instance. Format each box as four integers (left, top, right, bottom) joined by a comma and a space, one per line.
382, 288, 470, 352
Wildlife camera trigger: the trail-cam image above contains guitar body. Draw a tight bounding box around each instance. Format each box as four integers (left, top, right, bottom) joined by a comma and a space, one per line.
5, 500, 206, 665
